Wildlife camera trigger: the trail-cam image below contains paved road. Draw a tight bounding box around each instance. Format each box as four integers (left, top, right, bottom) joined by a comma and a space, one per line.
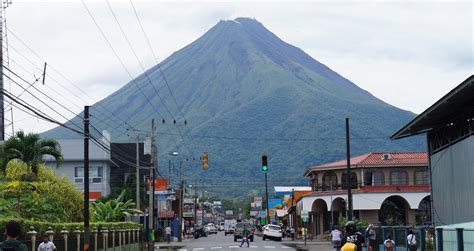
176, 231, 296, 251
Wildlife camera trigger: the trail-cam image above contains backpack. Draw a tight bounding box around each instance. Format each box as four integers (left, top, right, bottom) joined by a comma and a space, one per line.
0, 241, 21, 251
340, 242, 357, 251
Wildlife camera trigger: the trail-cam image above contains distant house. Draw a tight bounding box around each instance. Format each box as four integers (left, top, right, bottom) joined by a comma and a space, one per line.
44, 135, 113, 200
297, 152, 430, 239
391, 76, 474, 229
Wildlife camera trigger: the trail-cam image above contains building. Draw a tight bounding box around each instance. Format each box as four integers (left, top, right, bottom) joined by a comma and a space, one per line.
297, 152, 430, 239
44, 134, 113, 200
391, 75, 474, 249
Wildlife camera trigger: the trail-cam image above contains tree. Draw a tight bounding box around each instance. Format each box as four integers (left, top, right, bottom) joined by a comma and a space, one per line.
91, 190, 141, 222
0, 160, 83, 222
2, 131, 63, 175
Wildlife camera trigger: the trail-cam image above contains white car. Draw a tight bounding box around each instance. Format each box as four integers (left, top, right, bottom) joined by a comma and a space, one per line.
205, 223, 218, 234
262, 224, 282, 241
219, 222, 225, 231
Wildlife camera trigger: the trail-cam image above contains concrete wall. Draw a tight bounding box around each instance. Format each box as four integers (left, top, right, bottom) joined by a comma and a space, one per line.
430, 135, 474, 225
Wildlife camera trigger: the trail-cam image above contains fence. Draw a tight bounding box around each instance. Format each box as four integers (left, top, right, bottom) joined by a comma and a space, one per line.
9, 227, 143, 251
436, 228, 474, 251
354, 226, 435, 251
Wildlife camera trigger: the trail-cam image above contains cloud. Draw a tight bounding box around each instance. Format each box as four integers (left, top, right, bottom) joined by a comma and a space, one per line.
3, 0, 473, 134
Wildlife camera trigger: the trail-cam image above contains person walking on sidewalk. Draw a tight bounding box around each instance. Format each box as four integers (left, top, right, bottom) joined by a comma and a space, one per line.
384, 234, 395, 251
365, 224, 376, 251
165, 224, 172, 244
340, 221, 365, 251
407, 230, 417, 251
330, 227, 343, 250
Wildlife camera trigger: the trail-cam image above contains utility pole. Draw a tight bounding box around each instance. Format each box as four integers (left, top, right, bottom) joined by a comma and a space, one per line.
136, 135, 140, 210
83, 106, 90, 251
345, 118, 353, 220
0, 0, 5, 141
265, 172, 269, 224
178, 160, 183, 242
148, 119, 156, 250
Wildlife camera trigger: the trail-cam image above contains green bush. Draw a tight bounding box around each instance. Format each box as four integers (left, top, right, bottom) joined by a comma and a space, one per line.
0, 218, 142, 241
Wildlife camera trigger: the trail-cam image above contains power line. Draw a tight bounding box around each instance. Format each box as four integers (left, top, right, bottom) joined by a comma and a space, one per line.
105, 0, 196, 158
128, 0, 187, 124
80, 0, 166, 121
5, 29, 137, 135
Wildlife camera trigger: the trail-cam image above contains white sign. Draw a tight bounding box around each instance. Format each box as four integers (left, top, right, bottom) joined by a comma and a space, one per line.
254, 197, 263, 207
301, 210, 309, 221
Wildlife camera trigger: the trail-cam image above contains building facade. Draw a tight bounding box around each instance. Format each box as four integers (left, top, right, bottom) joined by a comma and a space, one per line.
44, 137, 113, 200
391, 75, 474, 250
297, 152, 431, 239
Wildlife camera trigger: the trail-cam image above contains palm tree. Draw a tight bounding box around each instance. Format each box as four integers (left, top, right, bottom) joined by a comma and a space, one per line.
2, 131, 63, 174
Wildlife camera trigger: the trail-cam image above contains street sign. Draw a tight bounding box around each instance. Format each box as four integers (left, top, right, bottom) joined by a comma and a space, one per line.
301, 210, 309, 222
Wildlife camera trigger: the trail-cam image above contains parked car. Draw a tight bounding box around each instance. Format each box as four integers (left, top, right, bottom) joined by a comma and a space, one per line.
262, 224, 282, 241
205, 223, 218, 234
233, 222, 254, 242
194, 225, 208, 239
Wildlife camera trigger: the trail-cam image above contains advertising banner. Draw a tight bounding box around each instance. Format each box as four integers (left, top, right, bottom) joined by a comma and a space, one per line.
254, 197, 263, 207
268, 198, 283, 209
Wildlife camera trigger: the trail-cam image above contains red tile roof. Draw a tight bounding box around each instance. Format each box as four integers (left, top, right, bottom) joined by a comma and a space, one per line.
310, 152, 427, 170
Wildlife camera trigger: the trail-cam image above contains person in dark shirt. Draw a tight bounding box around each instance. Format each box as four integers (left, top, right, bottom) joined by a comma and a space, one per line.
340, 221, 366, 251
0, 220, 28, 251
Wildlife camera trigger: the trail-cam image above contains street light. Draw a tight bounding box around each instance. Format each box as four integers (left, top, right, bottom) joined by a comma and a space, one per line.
168, 152, 179, 187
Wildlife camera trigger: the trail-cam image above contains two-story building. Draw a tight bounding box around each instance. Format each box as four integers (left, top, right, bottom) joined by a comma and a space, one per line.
44, 133, 113, 200
297, 152, 430, 239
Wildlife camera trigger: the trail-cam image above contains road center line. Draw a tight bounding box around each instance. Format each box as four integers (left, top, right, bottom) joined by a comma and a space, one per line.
228, 246, 240, 248
211, 247, 223, 249
264, 246, 276, 249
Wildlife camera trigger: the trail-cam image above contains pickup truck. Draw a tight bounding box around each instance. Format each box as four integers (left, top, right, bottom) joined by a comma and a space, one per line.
233, 222, 254, 242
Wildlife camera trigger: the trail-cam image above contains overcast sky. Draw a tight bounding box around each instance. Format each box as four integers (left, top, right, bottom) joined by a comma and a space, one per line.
3, 0, 473, 137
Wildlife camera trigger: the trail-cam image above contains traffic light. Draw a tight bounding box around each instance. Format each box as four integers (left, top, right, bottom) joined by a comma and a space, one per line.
202, 152, 209, 170
262, 154, 268, 171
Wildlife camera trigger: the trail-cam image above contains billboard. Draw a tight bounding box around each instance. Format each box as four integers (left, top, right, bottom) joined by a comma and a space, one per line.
268, 198, 283, 209
254, 197, 263, 207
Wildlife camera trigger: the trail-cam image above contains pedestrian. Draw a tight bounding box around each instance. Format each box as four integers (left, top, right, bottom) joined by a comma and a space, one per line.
0, 220, 28, 251
407, 230, 417, 251
165, 224, 172, 244
340, 221, 365, 251
365, 224, 376, 251
290, 227, 295, 241
329, 227, 343, 251
239, 226, 250, 248
383, 234, 395, 251
37, 234, 56, 251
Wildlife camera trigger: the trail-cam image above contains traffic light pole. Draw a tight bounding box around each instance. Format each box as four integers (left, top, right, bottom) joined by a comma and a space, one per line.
265, 172, 269, 225
345, 118, 353, 220
178, 160, 183, 242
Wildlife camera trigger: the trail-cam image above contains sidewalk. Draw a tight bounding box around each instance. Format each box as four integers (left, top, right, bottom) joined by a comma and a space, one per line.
154, 238, 193, 250
281, 238, 334, 251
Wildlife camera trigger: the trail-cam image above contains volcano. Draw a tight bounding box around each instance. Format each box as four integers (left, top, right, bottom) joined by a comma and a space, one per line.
44, 18, 423, 197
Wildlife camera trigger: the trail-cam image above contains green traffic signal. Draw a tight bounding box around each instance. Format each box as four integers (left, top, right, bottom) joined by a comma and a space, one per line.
262, 154, 268, 171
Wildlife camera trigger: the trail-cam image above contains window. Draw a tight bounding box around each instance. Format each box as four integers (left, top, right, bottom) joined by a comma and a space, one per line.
415, 170, 430, 185
309, 173, 319, 191
322, 171, 337, 191
364, 170, 385, 186
341, 172, 358, 189
390, 170, 408, 185
75, 166, 103, 183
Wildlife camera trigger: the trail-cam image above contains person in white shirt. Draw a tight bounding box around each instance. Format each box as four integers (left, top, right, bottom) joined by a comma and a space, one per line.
329, 227, 342, 250
165, 225, 172, 244
37, 235, 56, 251
407, 230, 417, 251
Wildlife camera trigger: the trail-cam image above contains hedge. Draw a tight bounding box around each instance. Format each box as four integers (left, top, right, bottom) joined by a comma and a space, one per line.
0, 218, 143, 241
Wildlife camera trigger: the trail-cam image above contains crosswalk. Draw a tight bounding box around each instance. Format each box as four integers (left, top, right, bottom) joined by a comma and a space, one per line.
177, 246, 291, 251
